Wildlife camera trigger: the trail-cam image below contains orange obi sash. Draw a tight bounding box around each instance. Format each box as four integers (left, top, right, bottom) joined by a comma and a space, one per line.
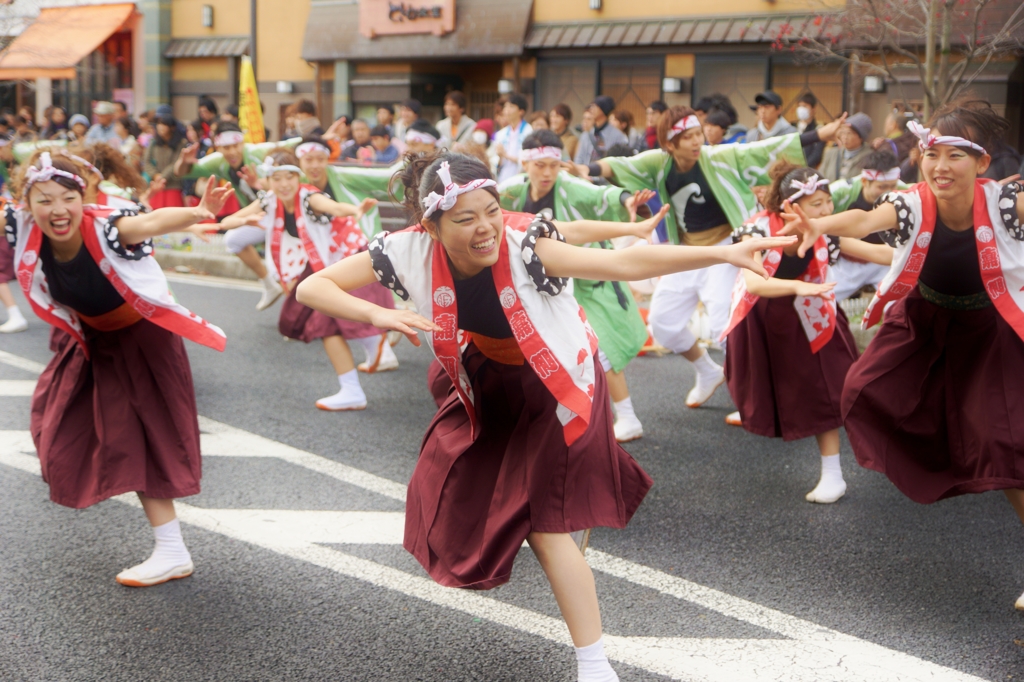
469, 333, 524, 365
77, 302, 143, 332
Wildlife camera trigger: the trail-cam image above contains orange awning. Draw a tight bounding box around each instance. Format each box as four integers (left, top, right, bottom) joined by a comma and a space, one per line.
0, 3, 135, 80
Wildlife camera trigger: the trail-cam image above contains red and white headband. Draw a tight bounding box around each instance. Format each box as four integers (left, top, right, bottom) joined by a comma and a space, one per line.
908, 121, 986, 155
788, 174, 829, 201
406, 130, 438, 145
25, 152, 86, 194
520, 146, 562, 162
860, 167, 900, 182
421, 160, 496, 219
666, 115, 701, 141
214, 130, 245, 147
296, 141, 331, 158
258, 156, 301, 177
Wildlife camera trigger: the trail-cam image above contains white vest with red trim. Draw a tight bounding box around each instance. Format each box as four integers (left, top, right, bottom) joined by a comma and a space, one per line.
370, 211, 600, 446
9, 205, 226, 356
864, 180, 1024, 340
260, 185, 367, 286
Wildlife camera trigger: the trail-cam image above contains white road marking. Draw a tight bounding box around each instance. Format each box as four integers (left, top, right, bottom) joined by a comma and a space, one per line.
164, 272, 262, 292
0, 350, 46, 374
0, 379, 36, 396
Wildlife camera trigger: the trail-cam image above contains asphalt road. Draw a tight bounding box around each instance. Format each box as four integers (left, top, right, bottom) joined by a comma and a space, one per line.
1, 274, 1023, 682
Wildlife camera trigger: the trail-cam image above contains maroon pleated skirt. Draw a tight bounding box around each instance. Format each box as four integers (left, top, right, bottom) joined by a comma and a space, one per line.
406, 345, 653, 590
843, 289, 1024, 503
426, 359, 450, 407
278, 264, 393, 342
725, 296, 859, 441
0, 235, 14, 283
30, 321, 202, 509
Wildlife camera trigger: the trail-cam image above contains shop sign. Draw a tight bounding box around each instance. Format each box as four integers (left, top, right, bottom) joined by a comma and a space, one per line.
360, 0, 455, 38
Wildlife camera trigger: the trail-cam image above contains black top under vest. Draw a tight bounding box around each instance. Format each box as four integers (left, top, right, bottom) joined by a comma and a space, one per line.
850, 191, 885, 245
665, 162, 730, 233
283, 209, 298, 238
522, 189, 556, 216
453, 267, 513, 339
774, 249, 815, 281
40, 240, 125, 317
918, 219, 985, 296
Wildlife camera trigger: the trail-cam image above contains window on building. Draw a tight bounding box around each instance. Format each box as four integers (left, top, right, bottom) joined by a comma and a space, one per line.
599, 61, 662, 132
536, 60, 598, 124
770, 61, 845, 123
694, 57, 766, 130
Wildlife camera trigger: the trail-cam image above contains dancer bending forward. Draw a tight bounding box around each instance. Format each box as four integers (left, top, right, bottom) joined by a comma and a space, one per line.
296, 151, 792, 680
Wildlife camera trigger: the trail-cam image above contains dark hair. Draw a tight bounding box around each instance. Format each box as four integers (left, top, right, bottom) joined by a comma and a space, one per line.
401, 99, 422, 115
408, 119, 441, 140
68, 143, 146, 195
300, 133, 330, 148
657, 105, 700, 148
116, 115, 133, 132
649, 100, 668, 113
507, 94, 528, 112
526, 110, 549, 127
444, 91, 467, 111
395, 151, 497, 226
706, 94, 737, 126
113, 100, 128, 112
522, 129, 563, 150
377, 104, 394, 115
693, 97, 716, 113
799, 92, 818, 107
764, 161, 830, 214
370, 125, 391, 138
704, 109, 732, 130
268, 148, 300, 169
862, 148, 900, 173
212, 120, 242, 136
13, 115, 26, 126
225, 104, 239, 118
296, 99, 317, 116
927, 98, 1009, 157
611, 109, 634, 129
605, 143, 635, 158
551, 103, 573, 123
21, 154, 85, 200
198, 96, 218, 115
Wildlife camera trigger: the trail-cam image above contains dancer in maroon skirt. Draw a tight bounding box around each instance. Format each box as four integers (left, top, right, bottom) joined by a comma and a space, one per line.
723, 163, 892, 503
216, 149, 385, 410
781, 100, 1024, 607
295, 151, 792, 680
6, 152, 230, 587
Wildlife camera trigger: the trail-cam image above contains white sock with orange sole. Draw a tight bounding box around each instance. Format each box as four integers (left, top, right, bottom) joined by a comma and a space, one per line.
116, 518, 193, 587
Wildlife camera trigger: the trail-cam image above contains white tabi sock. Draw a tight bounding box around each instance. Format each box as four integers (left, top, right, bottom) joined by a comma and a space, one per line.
128, 518, 192, 580
613, 397, 636, 421
575, 638, 619, 682
316, 369, 367, 411
261, 274, 281, 292
6, 305, 25, 324
356, 335, 384, 362
691, 350, 721, 380
806, 453, 847, 504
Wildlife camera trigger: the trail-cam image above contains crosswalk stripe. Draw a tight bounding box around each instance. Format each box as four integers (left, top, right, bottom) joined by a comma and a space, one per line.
0, 380, 36, 396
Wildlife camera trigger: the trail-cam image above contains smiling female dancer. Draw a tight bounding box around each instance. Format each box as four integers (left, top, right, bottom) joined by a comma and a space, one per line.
782, 100, 1024, 606
295, 150, 792, 680
7, 152, 229, 586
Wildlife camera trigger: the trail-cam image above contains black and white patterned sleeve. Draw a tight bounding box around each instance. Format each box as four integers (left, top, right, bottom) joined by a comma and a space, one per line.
522, 213, 568, 296
105, 208, 154, 260
999, 181, 1023, 241
368, 233, 410, 301
4, 203, 16, 248
873, 192, 913, 248
301, 191, 333, 226
826, 235, 841, 265
732, 217, 768, 242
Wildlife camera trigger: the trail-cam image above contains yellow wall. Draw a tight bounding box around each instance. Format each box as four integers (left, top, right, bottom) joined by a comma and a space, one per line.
171, 58, 228, 81
533, 0, 844, 22
172, 0, 249, 37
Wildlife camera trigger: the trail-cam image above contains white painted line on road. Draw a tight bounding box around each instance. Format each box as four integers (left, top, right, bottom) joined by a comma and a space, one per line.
165, 272, 262, 292
0, 350, 45, 375
0, 428, 990, 682
0, 380, 36, 396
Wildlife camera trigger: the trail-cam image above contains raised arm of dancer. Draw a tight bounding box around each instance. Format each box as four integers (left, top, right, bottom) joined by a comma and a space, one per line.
306, 194, 377, 220
838, 237, 894, 266
781, 201, 898, 257
216, 200, 265, 231
554, 198, 662, 245
535, 232, 796, 282
173, 142, 199, 177
296, 251, 436, 345
117, 179, 233, 245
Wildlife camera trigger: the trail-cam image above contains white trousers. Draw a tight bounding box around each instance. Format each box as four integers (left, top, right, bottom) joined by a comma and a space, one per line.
648, 237, 738, 354
831, 256, 891, 302
224, 225, 268, 255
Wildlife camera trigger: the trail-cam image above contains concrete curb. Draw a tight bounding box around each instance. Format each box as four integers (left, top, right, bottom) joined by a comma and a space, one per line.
154, 250, 257, 281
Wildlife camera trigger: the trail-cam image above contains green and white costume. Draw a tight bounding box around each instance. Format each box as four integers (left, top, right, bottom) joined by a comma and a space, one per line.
180, 138, 300, 207
321, 161, 405, 238
498, 171, 648, 372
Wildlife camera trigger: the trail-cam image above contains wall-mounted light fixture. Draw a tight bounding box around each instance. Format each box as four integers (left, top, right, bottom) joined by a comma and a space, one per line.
863, 75, 886, 93
276, 81, 294, 94
497, 79, 514, 95
589, 0, 602, 9
201, 4, 214, 28
662, 77, 683, 93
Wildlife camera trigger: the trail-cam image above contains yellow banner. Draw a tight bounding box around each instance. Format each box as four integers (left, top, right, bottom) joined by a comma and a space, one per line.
238, 55, 265, 144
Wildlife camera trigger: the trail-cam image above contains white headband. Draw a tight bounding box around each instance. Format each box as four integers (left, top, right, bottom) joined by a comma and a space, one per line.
24, 152, 86, 194
860, 167, 901, 182
296, 141, 331, 159
666, 115, 701, 141
788, 174, 829, 201
258, 156, 301, 177
406, 130, 438, 145
421, 160, 496, 219
214, 130, 245, 147
520, 146, 562, 162
908, 121, 986, 155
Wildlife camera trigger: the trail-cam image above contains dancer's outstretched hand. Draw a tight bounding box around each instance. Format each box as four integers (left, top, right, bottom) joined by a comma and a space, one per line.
355, 197, 378, 221
369, 308, 437, 347
624, 189, 656, 223
723, 235, 798, 279
794, 281, 836, 299
778, 200, 823, 257
629, 203, 670, 241
196, 176, 233, 220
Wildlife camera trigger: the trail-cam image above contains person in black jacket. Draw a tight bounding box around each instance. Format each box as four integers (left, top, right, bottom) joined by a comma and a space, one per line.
793, 92, 825, 169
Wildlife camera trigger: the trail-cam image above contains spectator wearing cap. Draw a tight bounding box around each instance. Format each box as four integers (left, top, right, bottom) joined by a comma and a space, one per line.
743, 91, 796, 143
573, 95, 628, 165
493, 93, 533, 183
393, 99, 421, 145
85, 101, 120, 145
821, 112, 873, 181
68, 114, 90, 142
792, 92, 825, 168
437, 91, 476, 148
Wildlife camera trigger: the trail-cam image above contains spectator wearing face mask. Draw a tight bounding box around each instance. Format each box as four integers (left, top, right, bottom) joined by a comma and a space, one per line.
793, 93, 825, 168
